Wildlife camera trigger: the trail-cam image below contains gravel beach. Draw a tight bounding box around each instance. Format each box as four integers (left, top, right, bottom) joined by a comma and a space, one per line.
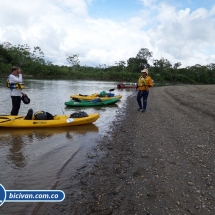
35, 85, 215, 215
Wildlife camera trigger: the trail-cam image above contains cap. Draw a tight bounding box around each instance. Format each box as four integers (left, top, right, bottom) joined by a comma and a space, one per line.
141, 69, 148, 74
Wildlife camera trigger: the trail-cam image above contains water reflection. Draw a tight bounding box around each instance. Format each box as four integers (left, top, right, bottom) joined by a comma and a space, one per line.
0, 124, 98, 137
7, 135, 27, 168
0, 124, 99, 169
64, 103, 119, 110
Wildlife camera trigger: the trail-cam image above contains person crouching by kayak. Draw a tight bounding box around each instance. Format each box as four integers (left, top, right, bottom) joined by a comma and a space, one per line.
136, 69, 153, 112
7, 66, 26, 115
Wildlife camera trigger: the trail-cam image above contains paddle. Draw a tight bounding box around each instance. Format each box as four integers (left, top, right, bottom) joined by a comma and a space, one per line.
0, 116, 12, 119
79, 94, 88, 96
61, 108, 74, 123
0, 116, 24, 123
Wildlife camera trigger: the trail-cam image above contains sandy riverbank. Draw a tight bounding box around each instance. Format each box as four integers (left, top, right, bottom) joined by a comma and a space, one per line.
34, 85, 215, 215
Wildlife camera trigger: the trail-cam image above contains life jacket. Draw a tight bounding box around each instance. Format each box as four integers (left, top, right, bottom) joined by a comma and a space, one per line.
137, 75, 153, 90
7, 79, 25, 89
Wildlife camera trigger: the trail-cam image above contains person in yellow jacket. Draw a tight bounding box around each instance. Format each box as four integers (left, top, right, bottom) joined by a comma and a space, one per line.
136, 69, 153, 112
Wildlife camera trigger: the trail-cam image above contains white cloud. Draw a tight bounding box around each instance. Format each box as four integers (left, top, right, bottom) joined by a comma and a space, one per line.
145, 2, 215, 67
139, 0, 157, 7
0, 0, 215, 67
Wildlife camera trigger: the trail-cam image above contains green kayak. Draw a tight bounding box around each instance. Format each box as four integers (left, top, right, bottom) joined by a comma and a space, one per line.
65, 98, 120, 107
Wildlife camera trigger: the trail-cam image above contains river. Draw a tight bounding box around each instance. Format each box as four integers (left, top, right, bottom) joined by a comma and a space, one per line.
0, 78, 136, 214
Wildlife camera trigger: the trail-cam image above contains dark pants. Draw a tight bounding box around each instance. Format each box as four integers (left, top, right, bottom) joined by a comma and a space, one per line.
137, 90, 149, 110
11, 96, 21, 115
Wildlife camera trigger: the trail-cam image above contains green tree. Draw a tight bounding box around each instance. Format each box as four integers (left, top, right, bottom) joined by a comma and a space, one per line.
66, 54, 80, 70
153, 58, 172, 69
31, 46, 45, 64
136, 48, 153, 61
173, 62, 182, 70
114, 61, 126, 72
0, 44, 12, 63
127, 57, 145, 73
135, 48, 152, 70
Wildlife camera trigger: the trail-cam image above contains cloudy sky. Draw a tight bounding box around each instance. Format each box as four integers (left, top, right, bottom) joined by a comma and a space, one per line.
0, 0, 215, 68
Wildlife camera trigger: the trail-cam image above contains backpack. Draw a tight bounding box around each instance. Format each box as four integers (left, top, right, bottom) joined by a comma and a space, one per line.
24, 109, 33, 120
69, 111, 88, 118
99, 91, 106, 97
34, 111, 54, 120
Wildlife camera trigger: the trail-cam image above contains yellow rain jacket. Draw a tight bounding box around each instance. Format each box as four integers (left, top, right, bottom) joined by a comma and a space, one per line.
137, 75, 153, 91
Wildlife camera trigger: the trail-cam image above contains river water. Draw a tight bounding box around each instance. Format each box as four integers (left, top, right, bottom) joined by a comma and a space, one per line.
0, 78, 136, 214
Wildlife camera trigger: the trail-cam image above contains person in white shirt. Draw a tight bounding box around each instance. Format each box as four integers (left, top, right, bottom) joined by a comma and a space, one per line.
7, 66, 26, 115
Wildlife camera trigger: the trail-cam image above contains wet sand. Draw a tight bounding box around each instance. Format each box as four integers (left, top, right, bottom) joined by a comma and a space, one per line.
34, 85, 215, 215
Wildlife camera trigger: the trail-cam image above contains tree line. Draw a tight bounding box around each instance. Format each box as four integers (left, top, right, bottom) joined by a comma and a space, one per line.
0, 41, 215, 84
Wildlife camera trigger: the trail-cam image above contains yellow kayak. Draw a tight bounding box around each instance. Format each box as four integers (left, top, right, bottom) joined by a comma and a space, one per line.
0, 113, 99, 128
70, 94, 122, 101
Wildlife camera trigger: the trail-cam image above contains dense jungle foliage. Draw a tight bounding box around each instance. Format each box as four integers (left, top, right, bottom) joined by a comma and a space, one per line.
1, 42, 215, 84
